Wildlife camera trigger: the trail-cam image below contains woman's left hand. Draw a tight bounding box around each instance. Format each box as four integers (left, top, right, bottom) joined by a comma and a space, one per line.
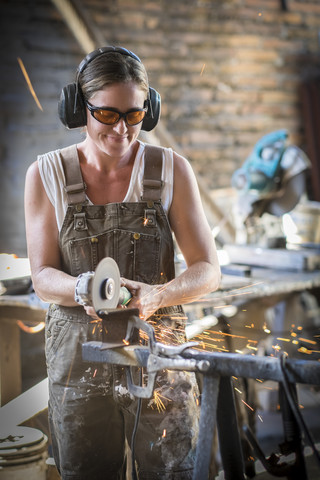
120, 278, 162, 320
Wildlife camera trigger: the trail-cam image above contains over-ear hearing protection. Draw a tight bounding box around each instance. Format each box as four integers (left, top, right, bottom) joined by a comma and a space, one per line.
58, 46, 161, 131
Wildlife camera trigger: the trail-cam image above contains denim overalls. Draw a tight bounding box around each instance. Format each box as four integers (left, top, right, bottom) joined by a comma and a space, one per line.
45, 144, 200, 480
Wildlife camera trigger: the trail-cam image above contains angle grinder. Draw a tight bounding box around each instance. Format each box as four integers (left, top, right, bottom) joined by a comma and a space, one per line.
74, 257, 132, 311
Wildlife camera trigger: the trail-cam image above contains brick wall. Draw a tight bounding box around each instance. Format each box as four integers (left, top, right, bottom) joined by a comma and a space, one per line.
1, 0, 320, 255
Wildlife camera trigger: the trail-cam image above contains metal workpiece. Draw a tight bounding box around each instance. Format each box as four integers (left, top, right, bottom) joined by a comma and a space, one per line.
147, 353, 199, 374
183, 349, 320, 385
82, 341, 320, 387
82, 341, 149, 367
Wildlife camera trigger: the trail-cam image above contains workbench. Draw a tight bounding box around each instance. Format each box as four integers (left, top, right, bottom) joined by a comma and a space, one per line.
0, 267, 319, 406
184, 266, 320, 354
0, 294, 47, 406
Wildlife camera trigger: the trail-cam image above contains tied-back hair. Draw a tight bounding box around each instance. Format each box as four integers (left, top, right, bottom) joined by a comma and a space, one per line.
79, 52, 149, 102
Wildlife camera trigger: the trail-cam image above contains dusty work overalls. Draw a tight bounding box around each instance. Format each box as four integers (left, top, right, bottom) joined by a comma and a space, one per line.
45, 144, 200, 480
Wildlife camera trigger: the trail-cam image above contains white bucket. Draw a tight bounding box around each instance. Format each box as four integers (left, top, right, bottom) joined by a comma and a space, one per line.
285, 201, 320, 246
0, 426, 48, 480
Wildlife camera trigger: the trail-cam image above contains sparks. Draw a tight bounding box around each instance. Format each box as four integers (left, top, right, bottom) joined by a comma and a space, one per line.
17, 57, 43, 111
241, 399, 254, 412
298, 347, 313, 355
17, 320, 45, 333
246, 345, 258, 351
298, 337, 317, 345
150, 390, 170, 413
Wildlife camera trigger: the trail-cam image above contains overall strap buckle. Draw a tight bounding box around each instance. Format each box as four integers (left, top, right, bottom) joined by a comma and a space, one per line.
60, 144, 87, 205
141, 145, 164, 202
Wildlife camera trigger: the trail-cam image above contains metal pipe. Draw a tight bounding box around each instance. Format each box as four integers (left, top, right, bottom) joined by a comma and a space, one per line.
82, 343, 320, 386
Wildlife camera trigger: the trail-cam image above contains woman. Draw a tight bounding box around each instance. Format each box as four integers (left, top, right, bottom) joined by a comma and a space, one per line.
25, 46, 221, 480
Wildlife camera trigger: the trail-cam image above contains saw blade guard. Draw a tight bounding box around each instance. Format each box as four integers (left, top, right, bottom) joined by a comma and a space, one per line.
232, 131, 311, 221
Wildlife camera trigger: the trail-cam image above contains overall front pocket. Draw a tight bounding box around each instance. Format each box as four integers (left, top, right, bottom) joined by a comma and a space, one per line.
68, 229, 161, 284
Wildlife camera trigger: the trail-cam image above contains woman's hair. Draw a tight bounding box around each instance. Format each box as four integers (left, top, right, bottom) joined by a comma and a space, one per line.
79, 52, 149, 102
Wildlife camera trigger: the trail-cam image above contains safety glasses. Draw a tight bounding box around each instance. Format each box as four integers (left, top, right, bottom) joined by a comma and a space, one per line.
86, 102, 147, 126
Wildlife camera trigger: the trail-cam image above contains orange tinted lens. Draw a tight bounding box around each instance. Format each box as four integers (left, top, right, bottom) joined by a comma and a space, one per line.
93, 109, 120, 125
126, 110, 146, 126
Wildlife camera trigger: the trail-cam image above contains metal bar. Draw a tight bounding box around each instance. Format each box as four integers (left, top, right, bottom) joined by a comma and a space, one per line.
82, 341, 149, 367
82, 342, 320, 386
193, 374, 220, 480
217, 376, 245, 479
184, 350, 320, 385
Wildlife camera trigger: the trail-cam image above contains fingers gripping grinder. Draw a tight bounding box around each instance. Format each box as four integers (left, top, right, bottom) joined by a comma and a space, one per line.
76, 258, 145, 352
74, 257, 132, 311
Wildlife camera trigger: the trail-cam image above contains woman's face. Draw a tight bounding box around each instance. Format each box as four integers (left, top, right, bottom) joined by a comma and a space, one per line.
85, 81, 147, 158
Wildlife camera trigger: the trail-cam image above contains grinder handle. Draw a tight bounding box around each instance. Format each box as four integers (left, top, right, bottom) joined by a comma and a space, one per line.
118, 286, 132, 306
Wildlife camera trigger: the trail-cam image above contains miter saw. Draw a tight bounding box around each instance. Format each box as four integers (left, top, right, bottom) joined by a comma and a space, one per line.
231, 129, 311, 245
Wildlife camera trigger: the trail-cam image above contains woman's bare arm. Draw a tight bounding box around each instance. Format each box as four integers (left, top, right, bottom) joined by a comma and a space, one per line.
24, 161, 77, 306
122, 152, 221, 318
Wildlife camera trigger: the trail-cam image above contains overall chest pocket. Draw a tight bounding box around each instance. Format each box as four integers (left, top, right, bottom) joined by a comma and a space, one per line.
68, 228, 161, 284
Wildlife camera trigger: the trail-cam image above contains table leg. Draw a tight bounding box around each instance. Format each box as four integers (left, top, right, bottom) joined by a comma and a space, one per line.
0, 318, 21, 406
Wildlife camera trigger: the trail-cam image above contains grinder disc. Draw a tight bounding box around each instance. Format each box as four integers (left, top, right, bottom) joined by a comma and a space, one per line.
92, 257, 121, 311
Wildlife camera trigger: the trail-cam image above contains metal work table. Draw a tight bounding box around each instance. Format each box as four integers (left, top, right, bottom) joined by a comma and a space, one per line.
185, 267, 320, 354
82, 309, 320, 480
0, 267, 319, 406
0, 293, 47, 405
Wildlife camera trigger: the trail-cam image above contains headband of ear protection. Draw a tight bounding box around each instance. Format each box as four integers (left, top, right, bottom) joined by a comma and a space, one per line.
58, 46, 161, 131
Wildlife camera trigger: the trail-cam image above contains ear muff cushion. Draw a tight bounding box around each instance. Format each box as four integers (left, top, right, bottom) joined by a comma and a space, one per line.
141, 87, 161, 131
58, 83, 87, 129
59, 83, 161, 131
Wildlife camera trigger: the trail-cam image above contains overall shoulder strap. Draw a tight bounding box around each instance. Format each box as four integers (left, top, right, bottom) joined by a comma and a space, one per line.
59, 144, 86, 205
141, 144, 164, 201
